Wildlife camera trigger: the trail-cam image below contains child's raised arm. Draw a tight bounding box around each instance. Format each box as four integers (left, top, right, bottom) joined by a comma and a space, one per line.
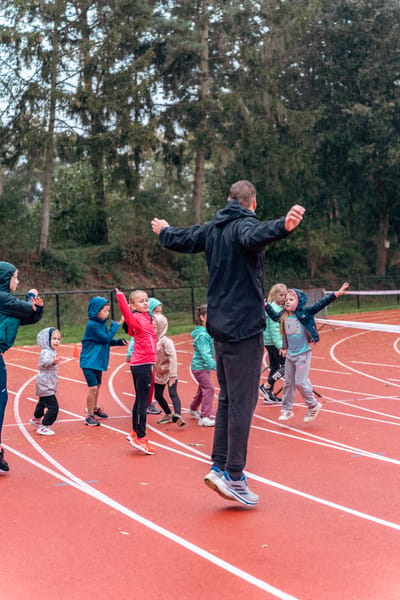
335, 282, 349, 297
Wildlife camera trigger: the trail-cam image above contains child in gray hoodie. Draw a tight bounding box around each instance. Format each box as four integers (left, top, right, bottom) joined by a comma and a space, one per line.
31, 327, 61, 436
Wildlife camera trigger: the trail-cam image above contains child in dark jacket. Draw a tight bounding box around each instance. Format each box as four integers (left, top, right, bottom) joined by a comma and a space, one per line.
80, 296, 126, 427
31, 327, 61, 436
266, 282, 348, 423
0, 262, 43, 472
116, 288, 157, 455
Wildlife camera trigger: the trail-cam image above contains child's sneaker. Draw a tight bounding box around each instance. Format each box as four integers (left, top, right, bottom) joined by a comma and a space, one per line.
304, 401, 322, 423
172, 414, 186, 427
215, 471, 259, 507
30, 417, 42, 428
147, 402, 161, 415
189, 409, 201, 419
0, 448, 9, 472
260, 384, 281, 405
37, 425, 55, 436
85, 414, 100, 427
157, 414, 173, 424
198, 416, 215, 427
278, 410, 294, 421
127, 432, 156, 454
137, 437, 156, 455
93, 407, 108, 419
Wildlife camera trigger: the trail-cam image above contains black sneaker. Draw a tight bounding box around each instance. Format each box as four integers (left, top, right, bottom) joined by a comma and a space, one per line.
260, 384, 281, 405
85, 414, 100, 427
0, 448, 9, 472
93, 407, 108, 419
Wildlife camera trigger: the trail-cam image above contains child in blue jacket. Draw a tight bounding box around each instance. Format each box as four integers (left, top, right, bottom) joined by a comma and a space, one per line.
80, 296, 126, 427
0, 261, 43, 471
266, 282, 348, 423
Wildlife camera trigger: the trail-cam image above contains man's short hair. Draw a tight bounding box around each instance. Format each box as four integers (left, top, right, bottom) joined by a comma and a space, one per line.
229, 180, 256, 207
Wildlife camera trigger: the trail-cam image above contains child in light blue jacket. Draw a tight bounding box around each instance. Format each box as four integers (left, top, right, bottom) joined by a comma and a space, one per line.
260, 283, 287, 404
190, 305, 216, 427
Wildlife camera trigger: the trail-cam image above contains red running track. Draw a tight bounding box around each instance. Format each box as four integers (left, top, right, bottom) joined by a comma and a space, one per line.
2, 310, 400, 600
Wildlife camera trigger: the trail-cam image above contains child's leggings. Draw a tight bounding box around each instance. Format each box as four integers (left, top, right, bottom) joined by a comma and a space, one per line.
130, 363, 153, 438
191, 370, 214, 418
154, 381, 182, 415
281, 350, 315, 410
34, 395, 59, 426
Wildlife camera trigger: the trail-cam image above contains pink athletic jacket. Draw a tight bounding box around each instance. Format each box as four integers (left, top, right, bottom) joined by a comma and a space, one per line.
116, 292, 156, 365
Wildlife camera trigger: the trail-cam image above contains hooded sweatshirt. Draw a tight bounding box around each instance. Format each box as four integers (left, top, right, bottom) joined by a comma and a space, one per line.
153, 313, 178, 385
191, 326, 216, 372
36, 327, 58, 397
159, 199, 290, 343
265, 288, 337, 346
80, 296, 123, 371
0, 261, 43, 353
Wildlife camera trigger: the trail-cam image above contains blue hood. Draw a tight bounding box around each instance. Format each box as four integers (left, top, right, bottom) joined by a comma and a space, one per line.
88, 296, 109, 320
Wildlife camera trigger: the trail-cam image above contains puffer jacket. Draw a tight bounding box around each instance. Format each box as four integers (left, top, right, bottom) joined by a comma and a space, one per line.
116, 291, 156, 365
153, 313, 178, 385
191, 326, 216, 372
0, 261, 43, 353
160, 199, 290, 343
265, 288, 337, 345
80, 296, 124, 371
36, 327, 58, 397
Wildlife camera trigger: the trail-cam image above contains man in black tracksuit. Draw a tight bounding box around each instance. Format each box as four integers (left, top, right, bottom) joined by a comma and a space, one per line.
151, 180, 304, 506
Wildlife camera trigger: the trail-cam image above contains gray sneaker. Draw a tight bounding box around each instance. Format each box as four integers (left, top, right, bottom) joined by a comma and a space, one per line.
215, 471, 259, 507
304, 401, 322, 423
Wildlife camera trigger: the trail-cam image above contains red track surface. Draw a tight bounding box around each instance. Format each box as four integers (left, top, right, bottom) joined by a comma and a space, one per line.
2, 310, 400, 599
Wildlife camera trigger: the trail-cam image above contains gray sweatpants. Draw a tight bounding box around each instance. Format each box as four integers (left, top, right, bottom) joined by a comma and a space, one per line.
281, 350, 316, 410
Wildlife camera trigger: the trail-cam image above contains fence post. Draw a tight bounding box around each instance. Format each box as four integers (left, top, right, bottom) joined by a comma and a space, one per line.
55, 293, 61, 331
191, 286, 195, 323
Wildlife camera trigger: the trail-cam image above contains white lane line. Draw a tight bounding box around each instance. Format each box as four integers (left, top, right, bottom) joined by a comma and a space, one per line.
330, 330, 400, 389
11, 375, 299, 600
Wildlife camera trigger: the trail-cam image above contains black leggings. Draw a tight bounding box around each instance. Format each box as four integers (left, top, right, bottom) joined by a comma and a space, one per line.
266, 345, 285, 390
130, 364, 153, 438
154, 381, 182, 415
34, 394, 59, 426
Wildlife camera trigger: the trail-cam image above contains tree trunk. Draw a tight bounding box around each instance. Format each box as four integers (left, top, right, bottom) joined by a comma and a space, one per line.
192, 2, 209, 224
38, 17, 59, 253
375, 204, 389, 276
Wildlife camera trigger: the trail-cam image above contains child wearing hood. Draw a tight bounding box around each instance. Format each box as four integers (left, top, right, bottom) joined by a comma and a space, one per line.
266, 282, 348, 423
190, 305, 216, 427
0, 261, 43, 472
153, 312, 186, 427
80, 296, 126, 427
30, 327, 61, 436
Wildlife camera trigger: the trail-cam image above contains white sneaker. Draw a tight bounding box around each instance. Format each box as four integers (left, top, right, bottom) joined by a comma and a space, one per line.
198, 416, 215, 427
30, 418, 42, 428
278, 410, 294, 421
304, 401, 322, 423
37, 425, 55, 436
189, 409, 201, 419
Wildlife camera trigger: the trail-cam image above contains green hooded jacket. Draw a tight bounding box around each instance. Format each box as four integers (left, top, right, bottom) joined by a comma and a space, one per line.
0, 262, 43, 353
